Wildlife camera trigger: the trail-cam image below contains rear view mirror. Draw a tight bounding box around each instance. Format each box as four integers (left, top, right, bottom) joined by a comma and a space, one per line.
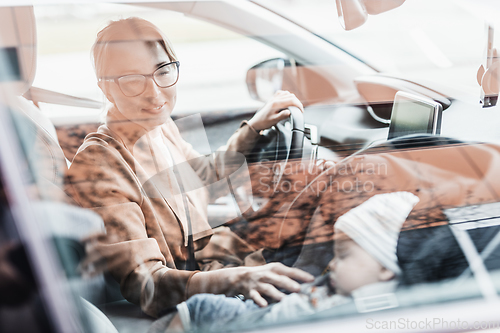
363, 0, 406, 15
336, 0, 406, 31
335, 0, 367, 31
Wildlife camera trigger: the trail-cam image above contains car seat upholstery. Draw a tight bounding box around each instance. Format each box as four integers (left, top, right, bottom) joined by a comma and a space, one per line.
0, 6, 69, 201
0, 6, 127, 332
0, 7, 158, 332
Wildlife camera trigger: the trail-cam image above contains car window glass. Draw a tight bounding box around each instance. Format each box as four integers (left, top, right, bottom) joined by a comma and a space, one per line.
3, 2, 500, 333
257, 0, 485, 92
33, 3, 286, 122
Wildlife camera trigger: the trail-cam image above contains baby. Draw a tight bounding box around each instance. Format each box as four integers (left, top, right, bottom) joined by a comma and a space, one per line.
329, 191, 418, 297
158, 191, 419, 333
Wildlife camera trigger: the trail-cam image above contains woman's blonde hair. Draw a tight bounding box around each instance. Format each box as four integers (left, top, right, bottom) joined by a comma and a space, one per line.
91, 17, 177, 78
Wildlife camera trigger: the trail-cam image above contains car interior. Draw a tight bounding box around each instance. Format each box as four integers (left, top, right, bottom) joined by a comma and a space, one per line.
2, 1, 500, 333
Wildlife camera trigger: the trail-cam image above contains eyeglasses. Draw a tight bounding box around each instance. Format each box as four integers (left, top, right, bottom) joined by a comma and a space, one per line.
99, 61, 180, 97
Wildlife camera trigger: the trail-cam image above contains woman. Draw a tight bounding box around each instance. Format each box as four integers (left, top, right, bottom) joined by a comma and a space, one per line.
65, 17, 313, 317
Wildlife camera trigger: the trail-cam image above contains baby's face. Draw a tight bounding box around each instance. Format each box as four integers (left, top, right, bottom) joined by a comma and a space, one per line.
328, 238, 393, 296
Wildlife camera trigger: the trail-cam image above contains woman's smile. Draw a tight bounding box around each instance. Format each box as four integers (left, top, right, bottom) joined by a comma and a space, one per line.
142, 101, 168, 114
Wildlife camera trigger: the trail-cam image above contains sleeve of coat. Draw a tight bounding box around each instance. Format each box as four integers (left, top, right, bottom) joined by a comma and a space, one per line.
65, 140, 195, 317
225, 121, 261, 156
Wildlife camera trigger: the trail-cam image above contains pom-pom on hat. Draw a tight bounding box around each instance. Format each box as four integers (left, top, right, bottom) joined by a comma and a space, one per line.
335, 192, 420, 275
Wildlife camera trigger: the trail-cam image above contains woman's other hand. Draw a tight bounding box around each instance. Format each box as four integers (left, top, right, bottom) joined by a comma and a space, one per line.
229, 263, 314, 307
189, 262, 314, 307
247, 91, 304, 132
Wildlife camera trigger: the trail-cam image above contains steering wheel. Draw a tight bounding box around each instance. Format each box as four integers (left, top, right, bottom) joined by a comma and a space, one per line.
247, 106, 305, 163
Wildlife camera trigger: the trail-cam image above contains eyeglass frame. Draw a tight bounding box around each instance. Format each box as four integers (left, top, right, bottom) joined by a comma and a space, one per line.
98, 61, 180, 97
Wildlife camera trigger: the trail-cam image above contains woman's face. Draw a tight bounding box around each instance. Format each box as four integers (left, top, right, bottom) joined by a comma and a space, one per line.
99, 40, 176, 130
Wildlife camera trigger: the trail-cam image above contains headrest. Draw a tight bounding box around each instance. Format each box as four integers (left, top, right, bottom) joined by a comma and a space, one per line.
0, 6, 36, 96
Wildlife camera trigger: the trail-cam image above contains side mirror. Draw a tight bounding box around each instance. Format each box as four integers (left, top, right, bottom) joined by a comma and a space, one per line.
246, 58, 285, 102
246, 58, 338, 106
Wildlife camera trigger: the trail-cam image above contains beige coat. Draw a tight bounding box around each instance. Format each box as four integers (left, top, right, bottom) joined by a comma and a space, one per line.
65, 118, 260, 317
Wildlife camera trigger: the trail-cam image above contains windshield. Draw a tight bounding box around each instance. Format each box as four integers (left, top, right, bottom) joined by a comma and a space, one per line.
255, 0, 488, 92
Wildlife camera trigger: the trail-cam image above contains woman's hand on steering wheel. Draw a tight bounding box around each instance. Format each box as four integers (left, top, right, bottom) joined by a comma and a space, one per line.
228, 262, 314, 307
248, 90, 304, 132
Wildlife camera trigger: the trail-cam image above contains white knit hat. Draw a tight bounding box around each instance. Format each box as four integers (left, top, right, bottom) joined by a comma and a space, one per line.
335, 192, 420, 275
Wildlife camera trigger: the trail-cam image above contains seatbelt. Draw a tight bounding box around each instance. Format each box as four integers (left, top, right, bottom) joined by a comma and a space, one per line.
173, 166, 198, 271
